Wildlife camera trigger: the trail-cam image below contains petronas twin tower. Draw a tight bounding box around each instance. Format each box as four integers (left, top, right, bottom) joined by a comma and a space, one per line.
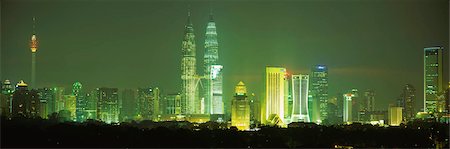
180, 10, 223, 115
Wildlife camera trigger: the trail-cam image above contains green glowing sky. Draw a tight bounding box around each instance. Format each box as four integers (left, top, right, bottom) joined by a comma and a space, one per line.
1, 0, 449, 111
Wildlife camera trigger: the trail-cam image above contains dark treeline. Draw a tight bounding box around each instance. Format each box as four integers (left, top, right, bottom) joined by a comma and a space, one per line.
1, 116, 448, 148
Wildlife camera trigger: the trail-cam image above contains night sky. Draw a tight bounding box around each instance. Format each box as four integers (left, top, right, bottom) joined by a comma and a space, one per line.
1, 0, 449, 111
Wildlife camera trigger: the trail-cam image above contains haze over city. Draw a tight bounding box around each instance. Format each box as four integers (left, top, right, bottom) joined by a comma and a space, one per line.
2, 0, 449, 111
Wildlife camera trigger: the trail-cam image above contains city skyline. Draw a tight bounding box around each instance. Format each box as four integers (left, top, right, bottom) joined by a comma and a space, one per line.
1, 0, 449, 112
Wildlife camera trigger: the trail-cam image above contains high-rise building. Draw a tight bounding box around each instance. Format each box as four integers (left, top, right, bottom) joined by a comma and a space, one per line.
37, 88, 55, 119
424, 46, 445, 114
310, 65, 328, 124
153, 87, 160, 121
231, 81, 250, 130
180, 10, 199, 115
203, 12, 220, 116
364, 90, 375, 112
397, 84, 416, 122
120, 89, 138, 121
284, 74, 292, 122
85, 91, 97, 120
30, 17, 38, 89
388, 106, 403, 126
291, 74, 310, 122
96, 88, 119, 123
12, 80, 40, 118
1, 80, 14, 116
343, 92, 356, 123
210, 65, 223, 115
64, 95, 76, 121
73, 82, 86, 122
249, 93, 261, 126
137, 87, 160, 121
265, 66, 287, 126
53, 87, 65, 113
163, 93, 182, 115
347, 89, 360, 122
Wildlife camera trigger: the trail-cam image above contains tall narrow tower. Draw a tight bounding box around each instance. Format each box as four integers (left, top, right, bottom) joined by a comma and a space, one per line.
203, 11, 221, 115
181, 10, 198, 114
30, 17, 38, 89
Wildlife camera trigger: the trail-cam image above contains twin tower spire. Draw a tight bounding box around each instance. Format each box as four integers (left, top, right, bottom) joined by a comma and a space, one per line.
180, 8, 223, 116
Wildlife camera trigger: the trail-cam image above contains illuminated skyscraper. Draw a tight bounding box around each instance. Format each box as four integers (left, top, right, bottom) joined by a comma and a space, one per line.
37, 87, 55, 119
388, 106, 403, 126
343, 92, 356, 123
137, 87, 160, 121
310, 65, 328, 124
12, 80, 40, 118
181, 10, 199, 114
85, 91, 97, 120
163, 93, 182, 115
291, 74, 310, 122
210, 65, 223, 115
73, 82, 86, 122
96, 88, 119, 123
64, 95, 76, 121
265, 66, 286, 125
364, 90, 375, 112
1, 80, 14, 116
30, 17, 38, 89
54, 87, 65, 113
203, 12, 220, 116
231, 81, 250, 130
424, 46, 445, 113
397, 84, 415, 122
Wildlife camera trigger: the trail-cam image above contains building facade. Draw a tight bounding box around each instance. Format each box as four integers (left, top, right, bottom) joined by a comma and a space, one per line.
424, 46, 445, 113
231, 81, 250, 130
310, 65, 328, 124
96, 88, 119, 123
12, 81, 40, 118
203, 13, 220, 116
291, 74, 310, 122
265, 66, 287, 125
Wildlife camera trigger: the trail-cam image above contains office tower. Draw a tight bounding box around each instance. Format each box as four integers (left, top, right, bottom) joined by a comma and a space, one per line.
424, 46, 445, 113
1, 80, 14, 116
203, 12, 220, 116
327, 96, 339, 124
180, 10, 199, 115
231, 81, 250, 130
137, 87, 159, 121
120, 89, 138, 121
85, 91, 97, 120
335, 93, 344, 123
53, 87, 65, 113
388, 106, 403, 126
364, 90, 375, 112
163, 93, 182, 115
352, 89, 360, 122
310, 65, 328, 124
265, 66, 287, 125
343, 92, 356, 123
96, 88, 119, 123
37, 88, 55, 119
30, 17, 38, 89
249, 93, 261, 125
64, 95, 76, 121
210, 65, 224, 115
284, 74, 292, 122
73, 82, 86, 122
291, 74, 310, 122
397, 84, 416, 122
12, 80, 40, 117
153, 87, 160, 121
